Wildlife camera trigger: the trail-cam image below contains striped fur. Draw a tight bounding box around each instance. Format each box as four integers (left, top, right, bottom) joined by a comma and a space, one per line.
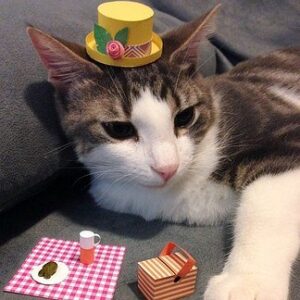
210, 48, 300, 190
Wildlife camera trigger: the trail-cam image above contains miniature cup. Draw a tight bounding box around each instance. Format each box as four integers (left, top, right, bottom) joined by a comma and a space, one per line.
79, 230, 101, 265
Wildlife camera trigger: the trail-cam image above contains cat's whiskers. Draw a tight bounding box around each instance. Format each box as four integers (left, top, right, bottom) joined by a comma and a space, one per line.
110, 67, 128, 101
98, 84, 117, 99
77, 169, 120, 191
99, 172, 139, 199
91, 167, 132, 180
186, 53, 215, 83
106, 68, 123, 99
44, 141, 74, 155
72, 168, 125, 188
174, 41, 195, 94
72, 171, 96, 187
107, 67, 127, 101
187, 162, 216, 177
63, 165, 100, 170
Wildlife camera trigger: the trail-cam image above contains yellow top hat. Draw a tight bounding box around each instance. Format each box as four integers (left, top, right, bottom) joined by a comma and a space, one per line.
85, 1, 163, 68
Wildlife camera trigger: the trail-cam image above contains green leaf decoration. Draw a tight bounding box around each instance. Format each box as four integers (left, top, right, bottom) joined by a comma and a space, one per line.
94, 24, 112, 54
114, 27, 129, 45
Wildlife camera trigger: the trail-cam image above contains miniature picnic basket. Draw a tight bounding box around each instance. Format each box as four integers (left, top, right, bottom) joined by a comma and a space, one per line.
138, 242, 198, 300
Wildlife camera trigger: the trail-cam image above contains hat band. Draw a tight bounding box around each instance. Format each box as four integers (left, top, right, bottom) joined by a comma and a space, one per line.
124, 41, 151, 58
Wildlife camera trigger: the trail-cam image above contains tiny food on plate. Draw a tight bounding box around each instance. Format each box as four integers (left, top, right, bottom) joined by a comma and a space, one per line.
38, 261, 58, 279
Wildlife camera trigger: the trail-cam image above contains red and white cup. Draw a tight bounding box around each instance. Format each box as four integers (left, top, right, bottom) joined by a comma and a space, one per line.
79, 230, 101, 265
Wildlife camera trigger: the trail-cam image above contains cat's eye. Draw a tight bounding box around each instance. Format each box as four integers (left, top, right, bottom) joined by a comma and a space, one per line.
174, 107, 195, 128
102, 122, 137, 140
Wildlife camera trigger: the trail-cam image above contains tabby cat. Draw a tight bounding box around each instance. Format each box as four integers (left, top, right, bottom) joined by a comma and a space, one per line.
27, 5, 300, 300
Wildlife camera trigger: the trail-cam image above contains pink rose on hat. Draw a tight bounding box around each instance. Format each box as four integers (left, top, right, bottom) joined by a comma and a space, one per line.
94, 25, 129, 60
106, 40, 125, 60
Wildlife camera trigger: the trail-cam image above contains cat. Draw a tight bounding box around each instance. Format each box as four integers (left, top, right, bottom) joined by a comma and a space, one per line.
27, 5, 300, 300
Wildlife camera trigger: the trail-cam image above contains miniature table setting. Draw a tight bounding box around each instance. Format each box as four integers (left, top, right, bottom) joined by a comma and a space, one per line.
4, 231, 126, 300
4, 229, 198, 300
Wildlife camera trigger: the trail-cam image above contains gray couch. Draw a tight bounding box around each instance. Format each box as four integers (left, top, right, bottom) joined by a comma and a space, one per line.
1, 1, 300, 299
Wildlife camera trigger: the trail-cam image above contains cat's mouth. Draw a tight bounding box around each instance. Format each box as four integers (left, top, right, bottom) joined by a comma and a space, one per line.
141, 182, 167, 189
141, 181, 170, 189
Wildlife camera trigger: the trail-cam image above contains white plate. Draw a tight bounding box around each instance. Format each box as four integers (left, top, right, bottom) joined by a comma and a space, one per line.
31, 261, 69, 285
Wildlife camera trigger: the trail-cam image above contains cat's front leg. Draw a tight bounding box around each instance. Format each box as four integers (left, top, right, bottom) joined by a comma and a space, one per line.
204, 168, 300, 300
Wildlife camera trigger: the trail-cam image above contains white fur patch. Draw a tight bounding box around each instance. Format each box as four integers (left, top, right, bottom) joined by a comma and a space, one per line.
131, 88, 179, 171
205, 168, 300, 300
80, 87, 236, 225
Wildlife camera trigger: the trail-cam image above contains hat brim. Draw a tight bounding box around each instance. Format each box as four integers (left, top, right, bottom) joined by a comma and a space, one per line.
85, 32, 163, 68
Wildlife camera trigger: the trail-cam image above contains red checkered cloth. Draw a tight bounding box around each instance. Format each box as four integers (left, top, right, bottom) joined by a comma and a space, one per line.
4, 237, 126, 300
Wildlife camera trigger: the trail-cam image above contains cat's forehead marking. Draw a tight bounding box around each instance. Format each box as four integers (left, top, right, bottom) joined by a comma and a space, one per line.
131, 88, 174, 140
131, 88, 172, 122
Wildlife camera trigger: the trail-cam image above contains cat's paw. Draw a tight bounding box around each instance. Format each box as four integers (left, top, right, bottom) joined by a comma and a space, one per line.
204, 272, 288, 300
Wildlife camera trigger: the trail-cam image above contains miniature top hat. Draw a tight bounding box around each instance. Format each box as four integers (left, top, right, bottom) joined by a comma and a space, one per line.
85, 1, 163, 68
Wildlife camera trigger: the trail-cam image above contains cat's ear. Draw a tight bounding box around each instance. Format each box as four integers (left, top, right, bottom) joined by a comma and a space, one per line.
162, 4, 220, 68
27, 27, 101, 91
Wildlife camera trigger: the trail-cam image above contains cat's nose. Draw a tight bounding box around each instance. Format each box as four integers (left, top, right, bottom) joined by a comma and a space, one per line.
151, 164, 178, 182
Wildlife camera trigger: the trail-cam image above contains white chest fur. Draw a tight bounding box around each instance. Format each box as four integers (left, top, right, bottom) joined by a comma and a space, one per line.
90, 176, 237, 225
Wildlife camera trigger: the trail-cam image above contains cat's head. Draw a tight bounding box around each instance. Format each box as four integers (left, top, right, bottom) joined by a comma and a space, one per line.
27, 6, 219, 189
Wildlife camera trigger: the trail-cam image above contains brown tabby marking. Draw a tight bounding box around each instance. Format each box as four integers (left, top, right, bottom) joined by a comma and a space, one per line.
211, 49, 300, 190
